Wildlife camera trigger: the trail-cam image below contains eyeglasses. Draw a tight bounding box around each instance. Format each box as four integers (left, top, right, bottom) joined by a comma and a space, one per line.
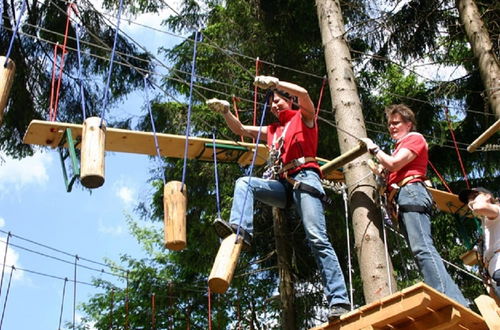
387, 121, 403, 127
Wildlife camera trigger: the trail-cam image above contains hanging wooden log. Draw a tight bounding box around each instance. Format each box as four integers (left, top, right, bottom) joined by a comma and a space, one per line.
80, 117, 106, 188
163, 181, 187, 250
208, 233, 243, 294
0, 56, 16, 125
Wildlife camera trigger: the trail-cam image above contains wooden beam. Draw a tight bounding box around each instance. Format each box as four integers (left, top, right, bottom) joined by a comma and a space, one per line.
467, 119, 500, 152
474, 294, 500, 329
320, 143, 367, 174
399, 305, 461, 330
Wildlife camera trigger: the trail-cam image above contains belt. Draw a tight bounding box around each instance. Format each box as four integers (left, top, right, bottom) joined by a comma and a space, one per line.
387, 175, 427, 202
279, 157, 317, 174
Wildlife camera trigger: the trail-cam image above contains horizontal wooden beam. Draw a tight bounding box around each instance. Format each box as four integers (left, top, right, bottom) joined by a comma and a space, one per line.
467, 119, 500, 152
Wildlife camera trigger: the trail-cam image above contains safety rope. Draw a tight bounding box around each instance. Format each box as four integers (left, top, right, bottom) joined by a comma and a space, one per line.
48, 3, 78, 121
0, 265, 14, 329
315, 76, 327, 120
144, 75, 166, 184
75, 22, 87, 120
234, 90, 273, 242
99, 0, 124, 127
72, 255, 79, 330
428, 160, 452, 193
181, 30, 200, 191
151, 292, 156, 330
3, 0, 26, 66
232, 96, 244, 142
341, 186, 354, 309
108, 288, 114, 329
58, 278, 68, 330
253, 57, 260, 128
125, 272, 129, 330
444, 107, 470, 189
208, 286, 212, 330
0, 232, 11, 299
212, 130, 222, 219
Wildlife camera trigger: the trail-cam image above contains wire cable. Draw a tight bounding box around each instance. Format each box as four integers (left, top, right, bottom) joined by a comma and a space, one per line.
3, 0, 26, 66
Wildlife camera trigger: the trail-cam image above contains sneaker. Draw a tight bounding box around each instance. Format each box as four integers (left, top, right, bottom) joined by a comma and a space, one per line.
213, 219, 252, 251
327, 304, 350, 322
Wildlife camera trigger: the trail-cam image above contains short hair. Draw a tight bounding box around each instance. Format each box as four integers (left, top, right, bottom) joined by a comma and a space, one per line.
274, 89, 299, 110
385, 104, 417, 131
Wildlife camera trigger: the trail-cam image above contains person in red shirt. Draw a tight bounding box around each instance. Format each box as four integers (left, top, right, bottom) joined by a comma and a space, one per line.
361, 104, 468, 306
207, 76, 350, 321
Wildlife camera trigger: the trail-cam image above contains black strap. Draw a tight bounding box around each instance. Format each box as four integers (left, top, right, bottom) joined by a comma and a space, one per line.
291, 181, 332, 205
398, 204, 432, 214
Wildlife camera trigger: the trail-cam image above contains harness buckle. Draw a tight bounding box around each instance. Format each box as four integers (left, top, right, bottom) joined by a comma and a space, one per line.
293, 157, 306, 167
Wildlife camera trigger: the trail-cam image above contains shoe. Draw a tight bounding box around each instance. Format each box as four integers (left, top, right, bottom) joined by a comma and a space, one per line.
327, 304, 350, 322
213, 219, 252, 251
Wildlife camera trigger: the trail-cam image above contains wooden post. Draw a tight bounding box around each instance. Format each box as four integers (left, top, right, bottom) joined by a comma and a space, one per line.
163, 181, 187, 250
80, 117, 106, 188
208, 233, 243, 294
474, 294, 500, 329
0, 56, 16, 125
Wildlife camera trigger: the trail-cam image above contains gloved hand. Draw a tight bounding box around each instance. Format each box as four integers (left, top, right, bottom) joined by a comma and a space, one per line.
254, 75, 279, 89
360, 138, 380, 155
206, 98, 230, 114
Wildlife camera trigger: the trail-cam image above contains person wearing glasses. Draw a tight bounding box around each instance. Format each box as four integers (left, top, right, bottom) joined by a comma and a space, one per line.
361, 104, 468, 306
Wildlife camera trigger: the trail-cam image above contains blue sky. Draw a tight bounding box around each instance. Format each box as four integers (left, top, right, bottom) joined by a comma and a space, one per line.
0, 5, 183, 329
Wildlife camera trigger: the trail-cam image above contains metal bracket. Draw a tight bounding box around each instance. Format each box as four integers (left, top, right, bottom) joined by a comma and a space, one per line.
58, 128, 80, 192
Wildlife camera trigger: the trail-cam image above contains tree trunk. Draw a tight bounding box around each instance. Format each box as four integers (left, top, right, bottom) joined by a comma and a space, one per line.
273, 207, 296, 330
315, 0, 397, 303
457, 0, 500, 118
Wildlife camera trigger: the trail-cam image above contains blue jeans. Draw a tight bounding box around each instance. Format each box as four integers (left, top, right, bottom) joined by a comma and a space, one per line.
397, 183, 468, 306
229, 169, 350, 307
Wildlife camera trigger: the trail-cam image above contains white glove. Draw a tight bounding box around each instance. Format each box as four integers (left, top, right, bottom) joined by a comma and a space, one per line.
254, 75, 279, 89
360, 138, 380, 155
206, 98, 230, 114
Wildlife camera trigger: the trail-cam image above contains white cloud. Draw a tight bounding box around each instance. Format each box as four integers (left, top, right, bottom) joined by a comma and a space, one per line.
0, 151, 53, 194
116, 186, 135, 206
97, 219, 125, 236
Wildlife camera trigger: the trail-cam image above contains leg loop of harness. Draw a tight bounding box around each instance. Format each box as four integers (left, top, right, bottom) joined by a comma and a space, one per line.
285, 175, 332, 205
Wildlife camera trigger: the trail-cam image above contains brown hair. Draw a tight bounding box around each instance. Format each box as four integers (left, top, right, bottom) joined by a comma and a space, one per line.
384, 104, 417, 131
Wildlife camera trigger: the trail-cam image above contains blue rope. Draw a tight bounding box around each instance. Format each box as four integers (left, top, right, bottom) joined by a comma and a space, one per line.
99, 0, 124, 126
180, 30, 200, 191
75, 24, 87, 120
212, 130, 222, 219
0, 1, 4, 28
234, 90, 273, 241
4, 0, 27, 67
144, 75, 166, 185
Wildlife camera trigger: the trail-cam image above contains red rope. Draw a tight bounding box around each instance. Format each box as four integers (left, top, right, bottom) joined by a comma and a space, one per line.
109, 289, 114, 329
48, 4, 79, 121
428, 160, 453, 193
232, 96, 244, 142
151, 292, 156, 330
315, 76, 327, 120
125, 272, 129, 330
444, 107, 470, 189
208, 286, 212, 330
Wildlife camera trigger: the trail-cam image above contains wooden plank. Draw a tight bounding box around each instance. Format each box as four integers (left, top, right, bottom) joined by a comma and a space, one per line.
428, 188, 469, 217
23, 120, 346, 179
460, 250, 479, 266
23, 120, 268, 166
397, 305, 461, 330
310, 282, 487, 330
320, 143, 367, 174
475, 294, 500, 330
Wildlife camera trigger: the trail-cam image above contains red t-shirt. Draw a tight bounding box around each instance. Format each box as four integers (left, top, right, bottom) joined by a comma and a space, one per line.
387, 132, 428, 186
267, 109, 320, 177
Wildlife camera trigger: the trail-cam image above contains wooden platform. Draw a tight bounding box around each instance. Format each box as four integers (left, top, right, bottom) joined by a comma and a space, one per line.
23, 120, 268, 166
428, 187, 469, 217
311, 282, 487, 330
22, 120, 345, 180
